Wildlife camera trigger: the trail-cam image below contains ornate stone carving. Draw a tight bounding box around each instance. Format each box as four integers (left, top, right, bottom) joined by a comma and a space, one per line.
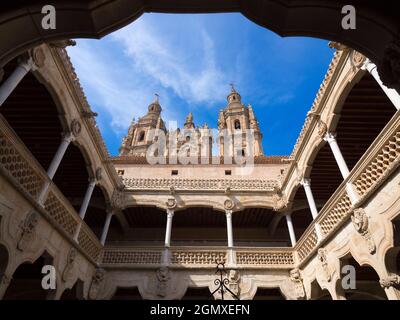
351, 208, 376, 254
379, 275, 400, 289
317, 248, 331, 282
224, 199, 234, 211
111, 189, 125, 210
95, 167, 102, 181
350, 50, 367, 69
156, 266, 170, 297
50, 39, 77, 48
273, 193, 287, 211
228, 269, 241, 297
379, 40, 400, 90
281, 268, 306, 300
317, 121, 328, 139
166, 198, 177, 209
328, 42, 348, 51
32, 48, 46, 68
88, 268, 105, 300
17, 211, 39, 251
62, 248, 77, 283
70, 119, 82, 137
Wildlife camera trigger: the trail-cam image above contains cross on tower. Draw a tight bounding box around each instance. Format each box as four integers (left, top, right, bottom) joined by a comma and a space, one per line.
229, 83, 236, 92
154, 93, 159, 102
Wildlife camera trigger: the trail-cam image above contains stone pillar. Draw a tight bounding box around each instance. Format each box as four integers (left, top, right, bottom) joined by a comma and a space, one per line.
363, 59, 400, 110
285, 214, 297, 247
300, 178, 318, 219
100, 210, 114, 246
0, 58, 35, 106
164, 209, 174, 248
323, 132, 359, 204
225, 210, 234, 248
79, 178, 96, 219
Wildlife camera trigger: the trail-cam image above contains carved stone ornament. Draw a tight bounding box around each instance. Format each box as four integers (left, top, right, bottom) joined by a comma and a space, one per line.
88, 268, 105, 300
317, 121, 328, 139
228, 269, 241, 297
156, 266, 170, 297
166, 198, 177, 209
350, 50, 367, 69
30, 47, 46, 68
49, 39, 77, 48
17, 211, 39, 251
328, 42, 348, 51
273, 193, 287, 212
224, 199, 234, 211
317, 248, 331, 282
70, 119, 82, 137
111, 190, 124, 210
379, 274, 400, 289
95, 167, 102, 181
378, 40, 400, 90
351, 208, 376, 255
281, 268, 306, 300
62, 248, 77, 283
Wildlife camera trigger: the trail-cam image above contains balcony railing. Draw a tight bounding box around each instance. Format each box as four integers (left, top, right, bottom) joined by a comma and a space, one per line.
0, 115, 102, 263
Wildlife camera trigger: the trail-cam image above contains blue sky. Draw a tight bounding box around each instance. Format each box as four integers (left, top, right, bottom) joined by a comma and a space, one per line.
67, 13, 334, 156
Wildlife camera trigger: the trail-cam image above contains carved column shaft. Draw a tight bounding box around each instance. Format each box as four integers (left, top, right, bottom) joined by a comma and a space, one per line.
164, 209, 174, 248
225, 210, 234, 248
285, 214, 297, 247
100, 210, 114, 245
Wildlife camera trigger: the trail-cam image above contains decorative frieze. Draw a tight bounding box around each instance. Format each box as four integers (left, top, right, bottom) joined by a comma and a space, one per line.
123, 177, 278, 192
102, 249, 162, 265
236, 251, 294, 266
170, 250, 226, 265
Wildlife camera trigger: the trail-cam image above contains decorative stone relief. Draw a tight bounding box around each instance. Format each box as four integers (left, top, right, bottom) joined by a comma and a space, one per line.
228, 269, 241, 297
351, 208, 376, 254
317, 248, 331, 282
17, 211, 39, 252
49, 39, 76, 48
166, 198, 177, 210
70, 119, 82, 137
224, 199, 234, 211
62, 248, 77, 283
273, 193, 287, 211
379, 40, 400, 90
156, 267, 170, 298
317, 121, 328, 139
88, 268, 105, 300
350, 50, 367, 69
379, 274, 400, 289
30, 47, 46, 68
281, 268, 306, 300
95, 167, 102, 181
111, 189, 125, 210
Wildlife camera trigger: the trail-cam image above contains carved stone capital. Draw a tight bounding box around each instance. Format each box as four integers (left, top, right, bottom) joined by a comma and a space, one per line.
30, 47, 46, 69
350, 50, 367, 69
317, 121, 328, 139
166, 198, 177, 210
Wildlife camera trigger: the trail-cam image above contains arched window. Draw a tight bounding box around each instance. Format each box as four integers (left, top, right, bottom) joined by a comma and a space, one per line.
234, 120, 241, 129
138, 131, 145, 142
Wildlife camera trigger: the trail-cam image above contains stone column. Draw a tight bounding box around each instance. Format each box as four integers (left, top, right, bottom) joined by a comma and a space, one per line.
164, 209, 174, 248
323, 132, 359, 204
300, 178, 318, 219
225, 210, 234, 248
0, 57, 35, 106
100, 210, 114, 245
363, 59, 400, 110
79, 178, 96, 219
285, 214, 297, 247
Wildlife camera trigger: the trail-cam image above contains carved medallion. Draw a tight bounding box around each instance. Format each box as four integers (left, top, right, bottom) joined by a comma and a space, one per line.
224, 199, 234, 211
70, 119, 82, 137
88, 268, 105, 300
351, 208, 376, 254
17, 211, 39, 252
350, 50, 367, 69
166, 198, 177, 209
156, 267, 170, 297
31, 47, 46, 68
317, 121, 328, 139
62, 248, 77, 283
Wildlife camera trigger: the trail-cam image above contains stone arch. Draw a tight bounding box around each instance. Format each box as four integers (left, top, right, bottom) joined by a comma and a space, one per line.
253, 286, 285, 300
181, 286, 212, 300
111, 286, 143, 300
309, 279, 332, 300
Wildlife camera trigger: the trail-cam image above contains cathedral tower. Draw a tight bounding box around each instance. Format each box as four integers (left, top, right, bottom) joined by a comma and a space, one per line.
218, 86, 263, 157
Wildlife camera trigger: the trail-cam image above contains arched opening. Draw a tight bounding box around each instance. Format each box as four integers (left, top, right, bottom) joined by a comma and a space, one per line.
83, 186, 108, 239
138, 131, 145, 142
253, 287, 285, 300
234, 120, 241, 130
4, 251, 55, 300
0, 59, 65, 171
111, 286, 142, 300
182, 287, 212, 300
309, 279, 332, 300
339, 256, 387, 300
60, 279, 84, 300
